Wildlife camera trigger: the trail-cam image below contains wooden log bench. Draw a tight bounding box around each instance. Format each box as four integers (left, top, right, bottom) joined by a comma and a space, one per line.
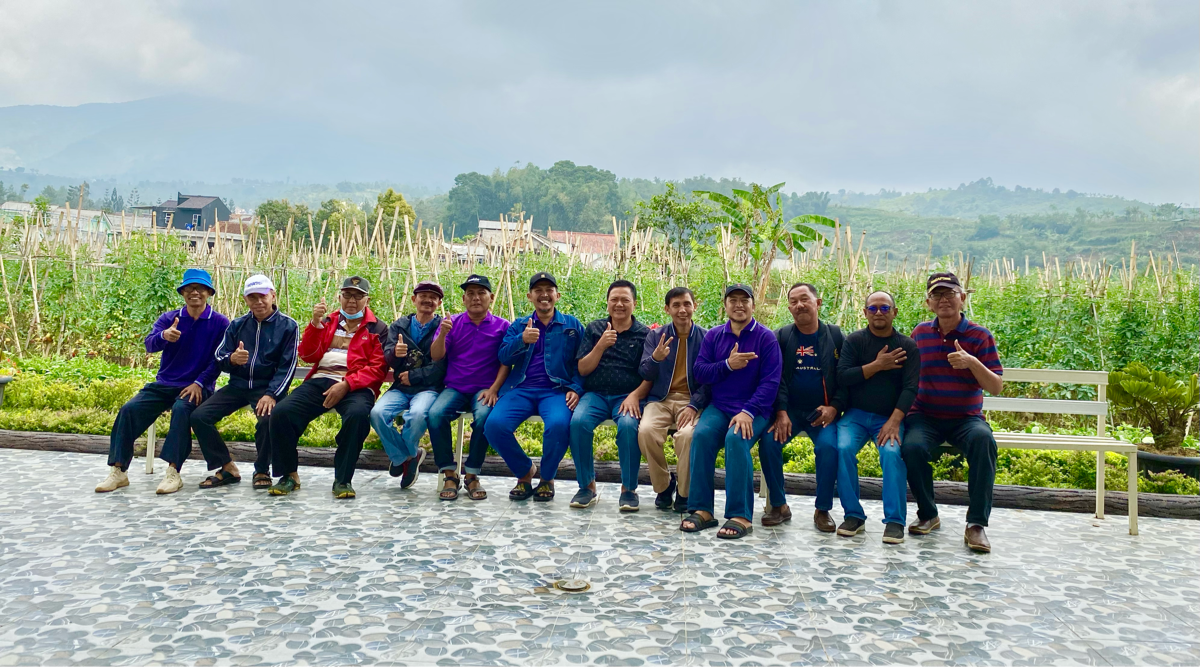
140, 366, 1138, 533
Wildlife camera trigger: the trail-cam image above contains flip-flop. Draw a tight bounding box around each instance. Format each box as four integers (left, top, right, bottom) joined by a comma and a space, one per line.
680, 512, 719, 533
199, 470, 241, 488
717, 520, 753, 540
509, 480, 535, 501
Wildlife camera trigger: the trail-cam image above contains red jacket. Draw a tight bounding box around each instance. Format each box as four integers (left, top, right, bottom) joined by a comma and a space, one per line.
298, 306, 389, 396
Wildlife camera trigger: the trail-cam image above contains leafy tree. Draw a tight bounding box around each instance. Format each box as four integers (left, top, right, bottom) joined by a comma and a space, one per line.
101, 188, 124, 213
969, 214, 1001, 240
255, 199, 312, 237
372, 188, 418, 237
634, 183, 714, 277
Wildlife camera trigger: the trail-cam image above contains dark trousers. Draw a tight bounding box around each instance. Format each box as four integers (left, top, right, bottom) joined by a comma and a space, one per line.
192, 384, 277, 474
108, 382, 209, 472
270, 378, 376, 484
901, 412, 998, 526
427, 387, 494, 475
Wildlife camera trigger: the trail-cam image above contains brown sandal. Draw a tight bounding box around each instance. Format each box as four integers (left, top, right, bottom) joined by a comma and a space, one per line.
465, 475, 487, 501
252, 473, 272, 490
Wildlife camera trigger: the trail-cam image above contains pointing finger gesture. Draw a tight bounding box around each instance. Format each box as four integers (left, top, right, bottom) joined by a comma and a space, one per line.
728, 342, 758, 370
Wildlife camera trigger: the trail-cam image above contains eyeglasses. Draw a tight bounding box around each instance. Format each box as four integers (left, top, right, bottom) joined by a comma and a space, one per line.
341, 291, 367, 302
865, 305, 893, 314
928, 290, 960, 303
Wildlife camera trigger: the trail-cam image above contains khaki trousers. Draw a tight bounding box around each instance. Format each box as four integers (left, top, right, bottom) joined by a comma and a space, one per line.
637, 392, 695, 496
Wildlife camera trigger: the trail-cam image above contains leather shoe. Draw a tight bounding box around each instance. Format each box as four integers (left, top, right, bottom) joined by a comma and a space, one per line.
813, 510, 835, 533
762, 504, 792, 526
908, 516, 941, 535
964, 525, 991, 552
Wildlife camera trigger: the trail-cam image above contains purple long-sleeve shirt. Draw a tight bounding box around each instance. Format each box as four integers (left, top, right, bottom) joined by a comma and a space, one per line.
144, 305, 230, 392
693, 318, 782, 419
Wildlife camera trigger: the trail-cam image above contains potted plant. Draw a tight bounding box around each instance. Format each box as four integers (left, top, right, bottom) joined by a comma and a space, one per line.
1108, 363, 1200, 480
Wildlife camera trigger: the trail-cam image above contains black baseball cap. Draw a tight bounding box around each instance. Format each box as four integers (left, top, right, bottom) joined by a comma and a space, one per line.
926, 272, 964, 296
529, 271, 558, 289
341, 276, 370, 294
724, 283, 755, 299
460, 274, 494, 292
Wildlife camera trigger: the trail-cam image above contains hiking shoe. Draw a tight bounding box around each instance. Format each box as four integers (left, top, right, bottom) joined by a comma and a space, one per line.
400, 449, 426, 489
908, 516, 941, 535
332, 482, 356, 499
672, 494, 689, 514
269, 476, 300, 496
883, 523, 905, 544
570, 487, 599, 508
619, 490, 640, 512
836, 517, 866, 536
95, 466, 129, 493
654, 473, 677, 510
156, 467, 183, 495
389, 461, 405, 478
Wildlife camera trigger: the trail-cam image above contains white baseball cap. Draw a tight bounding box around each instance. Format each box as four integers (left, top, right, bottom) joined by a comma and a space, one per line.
243, 274, 275, 296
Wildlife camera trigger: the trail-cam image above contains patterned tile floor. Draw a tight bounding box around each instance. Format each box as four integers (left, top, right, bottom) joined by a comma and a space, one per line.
1, 449, 1198, 666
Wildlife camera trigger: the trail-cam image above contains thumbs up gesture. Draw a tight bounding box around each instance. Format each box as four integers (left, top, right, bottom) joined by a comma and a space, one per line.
311, 298, 328, 328
162, 317, 181, 343
947, 339, 975, 369
394, 337, 409, 358
598, 322, 618, 350
439, 316, 454, 336
522, 317, 540, 344
231, 341, 250, 366
727, 342, 758, 370
652, 333, 675, 362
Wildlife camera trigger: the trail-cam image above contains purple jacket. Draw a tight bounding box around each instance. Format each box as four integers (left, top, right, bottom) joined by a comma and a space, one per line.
693, 318, 782, 419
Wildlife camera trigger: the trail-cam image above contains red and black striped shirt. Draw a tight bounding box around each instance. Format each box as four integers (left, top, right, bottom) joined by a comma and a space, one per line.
910, 314, 1002, 419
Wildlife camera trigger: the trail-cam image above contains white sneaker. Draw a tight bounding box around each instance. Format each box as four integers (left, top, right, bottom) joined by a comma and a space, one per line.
95, 466, 129, 493
156, 467, 183, 495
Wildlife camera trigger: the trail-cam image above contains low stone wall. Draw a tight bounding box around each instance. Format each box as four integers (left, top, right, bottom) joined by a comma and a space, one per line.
2, 428, 1196, 519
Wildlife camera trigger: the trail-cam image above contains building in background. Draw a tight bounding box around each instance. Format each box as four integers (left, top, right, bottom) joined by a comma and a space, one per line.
134, 193, 230, 231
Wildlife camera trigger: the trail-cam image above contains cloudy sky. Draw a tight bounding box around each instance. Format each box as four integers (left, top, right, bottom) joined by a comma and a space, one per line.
1, 1, 1196, 203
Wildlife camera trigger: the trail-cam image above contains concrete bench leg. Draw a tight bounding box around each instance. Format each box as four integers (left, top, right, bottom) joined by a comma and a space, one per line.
1127, 450, 1138, 535
144, 423, 156, 474
1095, 449, 1105, 519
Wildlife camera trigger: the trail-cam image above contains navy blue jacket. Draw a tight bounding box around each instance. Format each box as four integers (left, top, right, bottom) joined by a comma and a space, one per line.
384, 313, 446, 394
638, 321, 711, 411
498, 310, 585, 395
214, 307, 299, 398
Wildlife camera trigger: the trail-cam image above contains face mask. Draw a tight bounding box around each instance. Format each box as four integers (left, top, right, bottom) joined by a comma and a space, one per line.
340, 309, 364, 320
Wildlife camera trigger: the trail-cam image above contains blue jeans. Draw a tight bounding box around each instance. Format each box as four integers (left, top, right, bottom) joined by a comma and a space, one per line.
569, 392, 640, 491
758, 407, 837, 509
370, 389, 438, 465
837, 408, 908, 525
483, 386, 572, 481
688, 408, 768, 521
427, 388, 494, 474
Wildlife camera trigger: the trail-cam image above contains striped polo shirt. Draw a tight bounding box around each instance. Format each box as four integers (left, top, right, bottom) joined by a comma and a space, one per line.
910, 314, 1002, 419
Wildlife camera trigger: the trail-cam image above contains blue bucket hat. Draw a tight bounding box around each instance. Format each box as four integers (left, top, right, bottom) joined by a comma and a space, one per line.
177, 268, 215, 294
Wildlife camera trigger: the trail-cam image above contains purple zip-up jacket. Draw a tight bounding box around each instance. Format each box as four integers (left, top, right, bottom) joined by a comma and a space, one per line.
144, 305, 229, 392
693, 318, 783, 419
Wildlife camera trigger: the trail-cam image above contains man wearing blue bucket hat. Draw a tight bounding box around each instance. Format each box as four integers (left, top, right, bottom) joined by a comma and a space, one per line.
96, 268, 229, 495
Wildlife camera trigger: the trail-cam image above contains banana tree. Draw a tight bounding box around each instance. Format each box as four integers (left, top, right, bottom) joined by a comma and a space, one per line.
695, 183, 836, 298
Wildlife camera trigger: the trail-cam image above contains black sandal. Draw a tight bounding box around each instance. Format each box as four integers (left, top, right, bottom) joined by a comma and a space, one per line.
252, 473, 272, 490
680, 512, 719, 533
509, 480, 535, 501
199, 470, 241, 489
717, 519, 753, 540
533, 481, 555, 502
465, 476, 487, 501
440, 474, 461, 501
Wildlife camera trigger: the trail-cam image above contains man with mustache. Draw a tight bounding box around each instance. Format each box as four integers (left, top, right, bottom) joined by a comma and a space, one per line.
484, 272, 584, 502
833, 291, 919, 544
759, 282, 845, 530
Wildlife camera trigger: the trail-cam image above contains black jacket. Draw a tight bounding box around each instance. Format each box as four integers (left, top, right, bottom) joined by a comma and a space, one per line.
215, 307, 299, 398
773, 320, 846, 414
384, 313, 446, 394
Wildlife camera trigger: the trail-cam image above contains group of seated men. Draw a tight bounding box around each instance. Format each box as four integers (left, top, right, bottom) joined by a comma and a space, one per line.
96, 266, 1003, 552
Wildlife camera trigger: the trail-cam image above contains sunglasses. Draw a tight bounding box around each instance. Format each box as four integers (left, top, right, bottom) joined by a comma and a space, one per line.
865, 305, 893, 314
